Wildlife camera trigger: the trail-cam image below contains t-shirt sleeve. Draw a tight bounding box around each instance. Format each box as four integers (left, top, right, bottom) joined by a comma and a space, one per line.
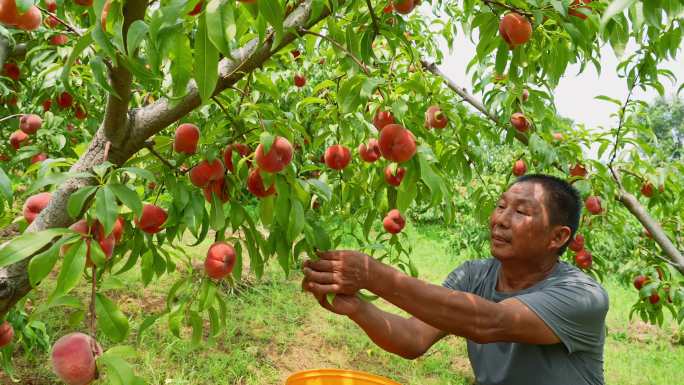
442, 261, 474, 292
516, 281, 609, 354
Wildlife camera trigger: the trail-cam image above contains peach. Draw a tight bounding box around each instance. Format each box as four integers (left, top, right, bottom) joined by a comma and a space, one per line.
512, 159, 526, 177
204, 241, 237, 279
378, 124, 416, 163
499, 12, 532, 48
510, 112, 530, 132
358, 139, 381, 163
570, 163, 587, 178
373, 109, 395, 130
23, 192, 52, 224
574, 249, 592, 269
173, 123, 200, 154
255, 136, 293, 173
294, 74, 306, 88
0, 321, 13, 348
10, 130, 29, 150
324, 144, 351, 170
134, 204, 167, 234
247, 169, 275, 198
203, 177, 229, 203
384, 166, 405, 186
19, 114, 42, 134
2, 63, 20, 81
223, 143, 250, 172
383, 209, 406, 234
189, 159, 225, 187
585, 196, 602, 215
424, 105, 447, 129
569, 234, 584, 252
51, 333, 102, 385
392, 0, 414, 14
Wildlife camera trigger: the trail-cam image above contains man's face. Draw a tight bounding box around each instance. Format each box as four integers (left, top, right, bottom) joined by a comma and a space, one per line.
489, 182, 555, 261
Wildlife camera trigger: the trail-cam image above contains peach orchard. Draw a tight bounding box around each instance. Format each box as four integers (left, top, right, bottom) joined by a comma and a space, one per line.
0, 0, 683, 383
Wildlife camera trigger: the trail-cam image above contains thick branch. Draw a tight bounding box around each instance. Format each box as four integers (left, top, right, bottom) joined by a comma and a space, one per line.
422, 59, 684, 274
618, 191, 684, 273
102, 0, 148, 148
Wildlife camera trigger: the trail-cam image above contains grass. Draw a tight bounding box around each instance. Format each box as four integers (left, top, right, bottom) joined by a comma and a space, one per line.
3, 223, 683, 384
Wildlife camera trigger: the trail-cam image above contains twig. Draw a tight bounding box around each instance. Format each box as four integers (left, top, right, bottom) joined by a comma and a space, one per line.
212, 96, 233, 120
364, 0, 381, 36
235, 72, 252, 117
0, 114, 22, 124
607, 53, 650, 186
481, 0, 533, 17
103, 141, 111, 162
300, 28, 370, 75
89, 265, 96, 335
36, 6, 83, 36
144, 141, 175, 170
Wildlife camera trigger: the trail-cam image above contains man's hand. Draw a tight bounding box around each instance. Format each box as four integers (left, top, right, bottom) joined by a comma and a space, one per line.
302, 276, 363, 316
302, 250, 375, 296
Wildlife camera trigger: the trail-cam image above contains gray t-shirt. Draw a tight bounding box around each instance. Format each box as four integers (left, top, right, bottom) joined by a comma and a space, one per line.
442, 258, 608, 385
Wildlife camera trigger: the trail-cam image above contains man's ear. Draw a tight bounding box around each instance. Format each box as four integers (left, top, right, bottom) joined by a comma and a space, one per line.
550, 225, 572, 252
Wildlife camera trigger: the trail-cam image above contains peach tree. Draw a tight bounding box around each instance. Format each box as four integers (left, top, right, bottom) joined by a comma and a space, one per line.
0, 0, 682, 383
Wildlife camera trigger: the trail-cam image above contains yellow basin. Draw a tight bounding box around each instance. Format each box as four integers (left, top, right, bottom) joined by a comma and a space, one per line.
286, 369, 403, 385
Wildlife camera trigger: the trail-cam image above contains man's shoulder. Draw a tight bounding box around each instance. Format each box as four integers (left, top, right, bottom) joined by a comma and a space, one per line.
548, 262, 609, 303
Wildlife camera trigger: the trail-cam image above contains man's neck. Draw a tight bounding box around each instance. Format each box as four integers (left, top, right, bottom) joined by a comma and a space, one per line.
497, 257, 558, 292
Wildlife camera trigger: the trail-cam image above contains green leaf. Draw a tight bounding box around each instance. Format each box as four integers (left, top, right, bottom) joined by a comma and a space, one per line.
260, 131, 275, 154
119, 167, 157, 182
97, 354, 136, 385
189, 311, 203, 347
28, 235, 78, 287
96, 186, 119, 237
209, 194, 225, 231
61, 31, 94, 92
206, 0, 234, 57
91, 55, 120, 98
307, 179, 332, 201
258, 0, 284, 46
287, 200, 305, 242
0, 229, 72, 268
0, 167, 12, 203
67, 186, 98, 219
258, 195, 275, 226
126, 20, 149, 56
50, 240, 87, 301
195, 13, 220, 103
96, 293, 129, 343
601, 0, 638, 28
109, 183, 142, 218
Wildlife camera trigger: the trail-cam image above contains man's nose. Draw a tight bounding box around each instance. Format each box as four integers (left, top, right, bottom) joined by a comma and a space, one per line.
491, 209, 511, 228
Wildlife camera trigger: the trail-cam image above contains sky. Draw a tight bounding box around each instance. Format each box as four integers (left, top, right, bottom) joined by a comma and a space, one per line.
435, 28, 684, 132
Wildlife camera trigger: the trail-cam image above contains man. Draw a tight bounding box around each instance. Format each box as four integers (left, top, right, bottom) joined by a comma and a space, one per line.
302, 174, 609, 385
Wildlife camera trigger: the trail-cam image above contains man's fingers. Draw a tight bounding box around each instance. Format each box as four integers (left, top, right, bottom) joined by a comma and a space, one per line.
315, 250, 353, 260
305, 259, 335, 272
303, 267, 336, 285
305, 281, 342, 297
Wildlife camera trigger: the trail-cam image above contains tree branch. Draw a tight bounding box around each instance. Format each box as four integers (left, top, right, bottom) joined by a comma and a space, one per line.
481, 0, 533, 18
300, 28, 370, 75
144, 141, 175, 170
364, 0, 381, 36
36, 6, 83, 36
618, 191, 684, 272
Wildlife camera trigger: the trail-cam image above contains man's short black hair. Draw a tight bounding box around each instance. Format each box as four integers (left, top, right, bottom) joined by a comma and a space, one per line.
513, 174, 581, 255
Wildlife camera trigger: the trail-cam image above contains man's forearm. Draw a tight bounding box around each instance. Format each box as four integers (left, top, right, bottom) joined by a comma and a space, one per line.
348, 300, 429, 359
365, 259, 500, 343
